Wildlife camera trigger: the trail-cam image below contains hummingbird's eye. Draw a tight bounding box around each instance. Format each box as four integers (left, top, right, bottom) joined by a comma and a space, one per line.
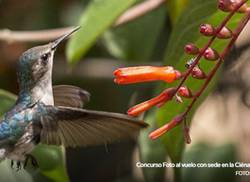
40, 53, 51, 65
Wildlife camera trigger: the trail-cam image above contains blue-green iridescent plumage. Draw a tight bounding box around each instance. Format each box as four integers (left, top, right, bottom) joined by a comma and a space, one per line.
0, 102, 45, 140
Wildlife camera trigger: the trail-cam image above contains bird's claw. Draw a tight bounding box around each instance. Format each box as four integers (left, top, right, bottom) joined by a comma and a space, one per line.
16, 161, 21, 171
11, 160, 14, 169
24, 154, 39, 169
10, 155, 38, 171
11, 160, 22, 171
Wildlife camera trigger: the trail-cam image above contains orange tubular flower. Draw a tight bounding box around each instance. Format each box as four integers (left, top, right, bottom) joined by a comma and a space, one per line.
149, 114, 184, 140
113, 66, 181, 84
127, 88, 176, 116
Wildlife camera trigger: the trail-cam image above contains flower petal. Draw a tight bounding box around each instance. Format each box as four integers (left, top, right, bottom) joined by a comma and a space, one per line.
114, 66, 181, 84
149, 114, 184, 140
127, 88, 176, 116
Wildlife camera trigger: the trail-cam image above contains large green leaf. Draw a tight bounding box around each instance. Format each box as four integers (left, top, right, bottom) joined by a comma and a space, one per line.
102, 4, 166, 62
0, 89, 69, 182
32, 145, 69, 182
66, 0, 137, 64
155, 0, 247, 163
139, 111, 167, 182
167, 0, 190, 24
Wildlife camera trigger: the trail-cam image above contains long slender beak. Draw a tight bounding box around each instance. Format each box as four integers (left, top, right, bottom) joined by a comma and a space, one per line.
51, 26, 80, 50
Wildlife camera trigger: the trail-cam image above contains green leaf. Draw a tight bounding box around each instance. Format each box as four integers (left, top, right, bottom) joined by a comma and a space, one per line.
32, 145, 69, 182
0, 89, 17, 116
66, 0, 137, 64
139, 111, 167, 182
167, 0, 190, 24
156, 0, 247, 163
0, 89, 69, 182
102, 5, 166, 62
182, 143, 237, 182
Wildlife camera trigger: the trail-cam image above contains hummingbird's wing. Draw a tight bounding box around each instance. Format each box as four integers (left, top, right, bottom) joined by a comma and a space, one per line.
53, 85, 90, 108
39, 106, 147, 147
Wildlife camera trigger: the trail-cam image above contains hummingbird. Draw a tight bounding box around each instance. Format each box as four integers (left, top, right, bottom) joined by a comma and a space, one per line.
0, 27, 147, 170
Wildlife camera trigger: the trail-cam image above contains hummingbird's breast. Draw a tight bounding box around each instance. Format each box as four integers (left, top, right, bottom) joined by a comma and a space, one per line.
0, 104, 38, 160
0, 104, 36, 142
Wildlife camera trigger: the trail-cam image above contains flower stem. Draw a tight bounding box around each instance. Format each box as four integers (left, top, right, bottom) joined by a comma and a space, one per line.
174, 0, 248, 95
184, 7, 250, 116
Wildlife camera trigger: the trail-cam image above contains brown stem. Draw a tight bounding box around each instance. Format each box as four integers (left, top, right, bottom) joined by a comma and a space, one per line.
0, 27, 75, 43
183, 5, 250, 116
0, 0, 166, 43
114, 0, 166, 26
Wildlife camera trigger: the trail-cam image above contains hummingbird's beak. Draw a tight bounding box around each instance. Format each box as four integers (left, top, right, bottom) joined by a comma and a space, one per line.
51, 26, 80, 50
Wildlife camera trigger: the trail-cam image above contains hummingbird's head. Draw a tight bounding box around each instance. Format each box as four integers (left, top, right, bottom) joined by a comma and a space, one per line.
17, 27, 80, 89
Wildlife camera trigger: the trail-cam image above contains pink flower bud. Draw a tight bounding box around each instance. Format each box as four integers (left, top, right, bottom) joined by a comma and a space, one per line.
184, 43, 200, 55
204, 47, 220, 61
200, 24, 233, 39
200, 24, 214, 36
217, 26, 233, 39
178, 86, 193, 98
218, 0, 248, 13
174, 70, 183, 80
191, 66, 207, 79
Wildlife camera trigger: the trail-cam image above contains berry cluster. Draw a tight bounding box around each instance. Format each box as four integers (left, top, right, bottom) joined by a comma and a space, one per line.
114, 0, 250, 143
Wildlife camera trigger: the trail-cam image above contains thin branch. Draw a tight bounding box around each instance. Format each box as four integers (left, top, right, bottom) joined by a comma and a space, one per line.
0, 27, 75, 43
114, 0, 166, 26
0, 0, 166, 43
